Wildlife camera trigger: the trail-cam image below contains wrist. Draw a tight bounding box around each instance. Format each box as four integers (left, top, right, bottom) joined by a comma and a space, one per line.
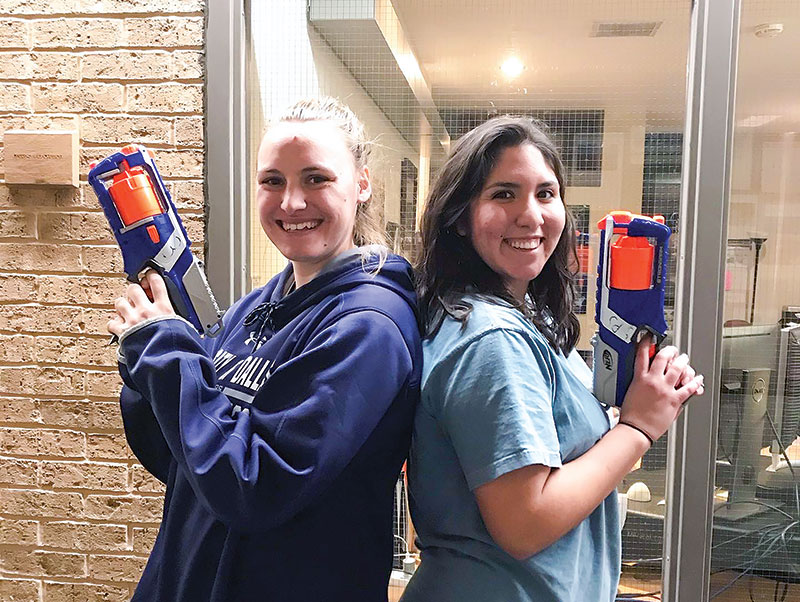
117, 314, 189, 346
617, 420, 655, 448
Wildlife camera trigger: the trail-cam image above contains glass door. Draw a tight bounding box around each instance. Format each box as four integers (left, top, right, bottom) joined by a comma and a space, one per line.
243, 1, 695, 598
707, 2, 800, 599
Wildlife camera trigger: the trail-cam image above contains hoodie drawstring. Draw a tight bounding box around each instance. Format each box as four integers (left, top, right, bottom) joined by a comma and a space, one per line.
244, 301, 279, 346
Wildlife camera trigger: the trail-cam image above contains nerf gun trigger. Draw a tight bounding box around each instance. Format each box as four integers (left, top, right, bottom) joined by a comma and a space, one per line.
633, 327, 660, 361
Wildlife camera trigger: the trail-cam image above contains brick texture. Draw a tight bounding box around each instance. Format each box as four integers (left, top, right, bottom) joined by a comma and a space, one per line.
0, 578, 40, 602
0, 518, 38, 545
0, 3, 206, 597
0, 19, 28, 49
43, 582, 129, 602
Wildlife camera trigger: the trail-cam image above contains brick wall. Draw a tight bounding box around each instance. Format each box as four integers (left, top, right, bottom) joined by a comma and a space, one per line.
0, 2, 206, 600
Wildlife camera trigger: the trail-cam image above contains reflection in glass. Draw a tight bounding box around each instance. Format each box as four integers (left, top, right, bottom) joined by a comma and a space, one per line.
245, 1, 698, 598
710, 1, 800, 598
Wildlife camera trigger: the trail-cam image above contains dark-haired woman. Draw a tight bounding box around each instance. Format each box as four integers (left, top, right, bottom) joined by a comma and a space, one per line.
400, 116, 704, 602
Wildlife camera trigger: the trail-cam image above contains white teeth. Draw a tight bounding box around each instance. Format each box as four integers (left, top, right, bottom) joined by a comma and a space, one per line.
507, 239, 541, 250
281, 220, 320, 231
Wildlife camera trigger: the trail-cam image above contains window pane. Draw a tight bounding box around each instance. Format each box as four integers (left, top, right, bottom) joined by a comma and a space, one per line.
245, 1, 693, 598
710, 1, 800, 599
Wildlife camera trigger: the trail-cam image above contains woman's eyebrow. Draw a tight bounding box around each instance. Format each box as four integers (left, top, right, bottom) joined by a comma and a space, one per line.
484, 180, 558, 190
256, 168, 280, 179
485, 181, 520, 190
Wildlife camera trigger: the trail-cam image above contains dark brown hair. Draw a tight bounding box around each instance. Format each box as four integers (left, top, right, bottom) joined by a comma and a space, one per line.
416, 116, 580, 353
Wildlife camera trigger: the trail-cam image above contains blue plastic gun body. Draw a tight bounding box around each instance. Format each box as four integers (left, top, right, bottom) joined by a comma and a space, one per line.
592, 212, 672, 406
88, 145, 223, 336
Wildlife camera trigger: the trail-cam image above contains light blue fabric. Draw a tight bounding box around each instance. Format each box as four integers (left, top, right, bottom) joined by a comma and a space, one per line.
402, 297, 620, 602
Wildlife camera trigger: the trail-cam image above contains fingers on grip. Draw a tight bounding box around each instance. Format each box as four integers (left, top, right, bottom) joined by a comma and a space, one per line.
146, 271, 169, 302
113, 297, 133, 320
107, 315, 124, 336
677, 375, 705, 404
635, 335, 653, 377
666, 353, 690, 386
679, 365, 696, 387
126, 283, 150, 307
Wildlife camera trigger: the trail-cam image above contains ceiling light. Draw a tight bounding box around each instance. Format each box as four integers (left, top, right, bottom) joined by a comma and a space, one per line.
500, 56, 524, 79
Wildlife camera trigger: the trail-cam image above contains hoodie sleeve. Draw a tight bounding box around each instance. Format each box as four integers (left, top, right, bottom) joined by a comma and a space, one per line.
118, 380, 173, 484
114, 316, 205, 484
118, 310, 414, 531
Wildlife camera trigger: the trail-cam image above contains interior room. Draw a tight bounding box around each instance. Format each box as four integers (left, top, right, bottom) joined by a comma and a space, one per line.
243, 1, 800, 599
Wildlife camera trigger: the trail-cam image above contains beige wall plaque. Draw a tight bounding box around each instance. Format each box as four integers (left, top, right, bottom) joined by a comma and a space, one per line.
4, 130, 79, 187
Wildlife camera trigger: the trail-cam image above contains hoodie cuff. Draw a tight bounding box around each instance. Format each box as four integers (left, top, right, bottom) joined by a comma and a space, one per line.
117, 315, 195, 364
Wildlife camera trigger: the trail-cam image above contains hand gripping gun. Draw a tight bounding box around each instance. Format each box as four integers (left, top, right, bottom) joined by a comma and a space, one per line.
89, 145, 224, 337
591, 211, 671, 406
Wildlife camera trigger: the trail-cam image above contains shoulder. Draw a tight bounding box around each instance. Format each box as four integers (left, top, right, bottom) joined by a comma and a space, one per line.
429, 295, 549, 357
423, 296, 552, 384
334, 254, 418, 331
463, 296, 534, 333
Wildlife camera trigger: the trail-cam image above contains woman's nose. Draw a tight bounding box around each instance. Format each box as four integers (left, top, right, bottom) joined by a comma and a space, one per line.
515, 195, 544, 228
281, 185, 307, 213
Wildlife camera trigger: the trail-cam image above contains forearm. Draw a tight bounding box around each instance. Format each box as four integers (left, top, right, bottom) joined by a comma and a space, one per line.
474, 337, 704, 560
535, 424, 649, 538
119, 383, 174, 483
479, 423, 650, 559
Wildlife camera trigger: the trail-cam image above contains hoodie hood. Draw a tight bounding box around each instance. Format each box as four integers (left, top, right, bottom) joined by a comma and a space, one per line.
243, 251, 417, 339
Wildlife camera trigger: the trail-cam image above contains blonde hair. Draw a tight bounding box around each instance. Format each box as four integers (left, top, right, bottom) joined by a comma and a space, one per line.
273, 97, 388, 267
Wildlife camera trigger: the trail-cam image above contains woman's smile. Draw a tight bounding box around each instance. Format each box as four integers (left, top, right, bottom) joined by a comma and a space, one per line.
504, 237, 543, 251
278, 219, 323, 232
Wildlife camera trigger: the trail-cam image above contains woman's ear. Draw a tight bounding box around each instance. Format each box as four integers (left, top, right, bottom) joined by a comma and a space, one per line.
356, 166, 372, 204
455, 214, 469, 237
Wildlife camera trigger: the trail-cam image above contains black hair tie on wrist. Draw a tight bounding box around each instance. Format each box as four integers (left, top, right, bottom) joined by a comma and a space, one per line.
618, 420, 655, 446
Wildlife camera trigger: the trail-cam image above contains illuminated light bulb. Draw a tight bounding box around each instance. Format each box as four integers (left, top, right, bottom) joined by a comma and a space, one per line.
500, 56, 524, 79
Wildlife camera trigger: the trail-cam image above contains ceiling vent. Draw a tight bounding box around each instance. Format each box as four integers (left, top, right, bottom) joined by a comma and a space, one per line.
592, 21, 662, 38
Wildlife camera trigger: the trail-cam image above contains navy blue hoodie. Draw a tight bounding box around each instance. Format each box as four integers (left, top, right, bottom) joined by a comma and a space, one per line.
116, 251, 422, 601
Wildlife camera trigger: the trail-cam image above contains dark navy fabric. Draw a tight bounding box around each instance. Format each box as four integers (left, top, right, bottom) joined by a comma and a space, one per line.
117, 253, 422, 602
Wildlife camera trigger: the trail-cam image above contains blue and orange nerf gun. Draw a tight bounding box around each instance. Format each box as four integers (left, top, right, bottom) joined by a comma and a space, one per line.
592, 211, 671, 406
88, 145, 224, 337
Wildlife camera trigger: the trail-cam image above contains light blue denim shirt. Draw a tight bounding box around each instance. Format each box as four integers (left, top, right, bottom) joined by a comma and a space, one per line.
402, 297, 619, 602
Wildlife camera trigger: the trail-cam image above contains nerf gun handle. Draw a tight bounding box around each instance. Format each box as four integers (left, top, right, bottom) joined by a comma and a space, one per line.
135, 247, 223, 339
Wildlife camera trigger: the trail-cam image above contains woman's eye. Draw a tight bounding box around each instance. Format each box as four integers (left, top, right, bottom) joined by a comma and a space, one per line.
492, 190, 514, 200
308, 174, 330, 185
261, 177, 283, 187
538, 189, 556, 200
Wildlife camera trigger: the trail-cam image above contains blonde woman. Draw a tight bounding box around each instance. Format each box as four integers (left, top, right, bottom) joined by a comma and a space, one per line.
109, 98, 422, 601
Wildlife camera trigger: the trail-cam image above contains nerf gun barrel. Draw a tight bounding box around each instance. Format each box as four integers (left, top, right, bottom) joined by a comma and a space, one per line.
88, 145, 224, 337
591, 211, 671, 406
